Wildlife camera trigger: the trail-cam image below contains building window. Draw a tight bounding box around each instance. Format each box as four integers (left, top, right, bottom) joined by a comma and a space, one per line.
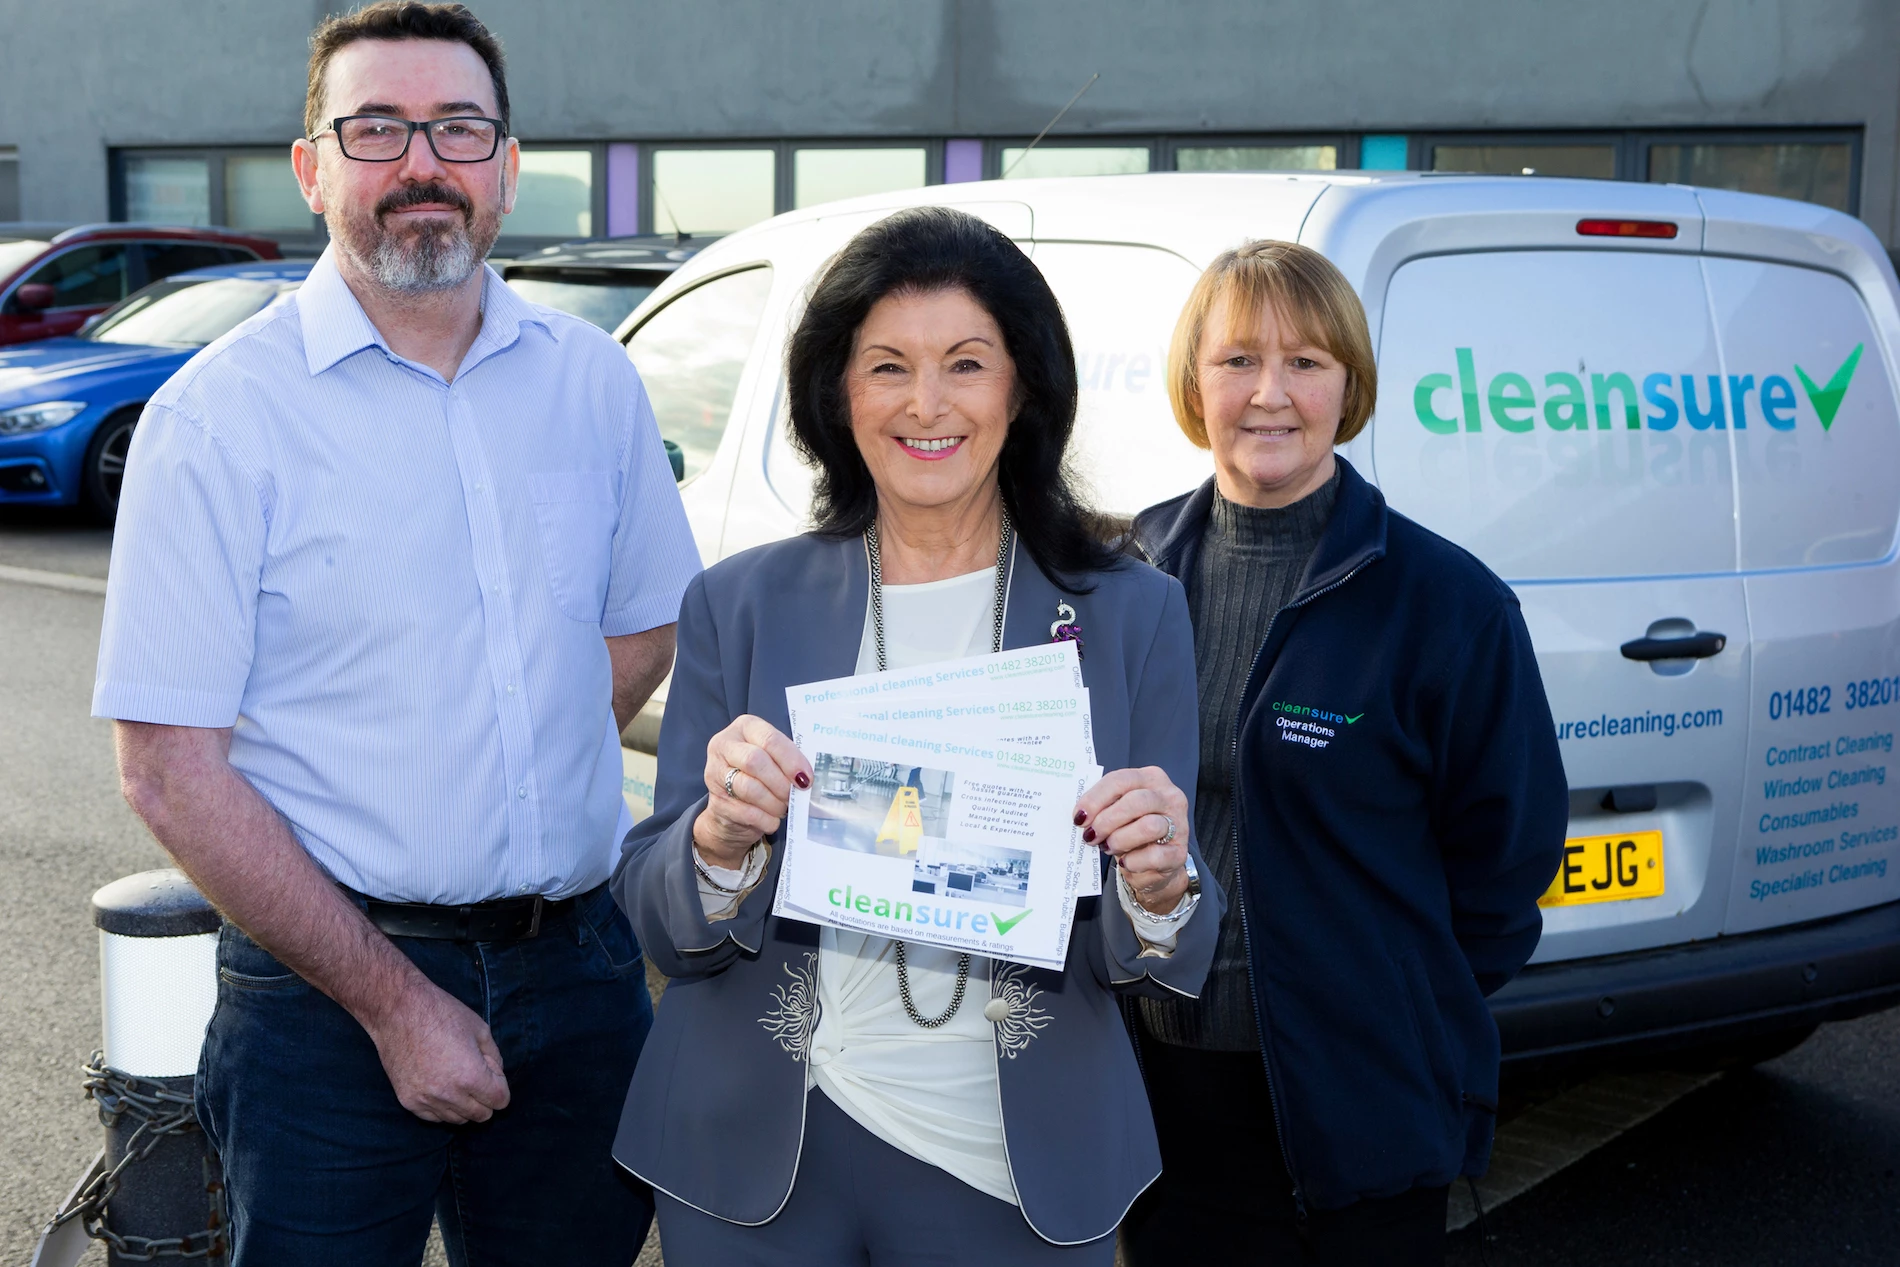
509, 147, 596, 238
793, 147, 927, 209
651, 149, 776, 235
124, 155, 213, 226
999, 145, 1150, 179
1646, 140, 1854, 213
1175, 144, 1338, 172
1429, 142, 1617, 179
0, 147, 18, 221
223, 154, 310, 232
116, 149, 322, 242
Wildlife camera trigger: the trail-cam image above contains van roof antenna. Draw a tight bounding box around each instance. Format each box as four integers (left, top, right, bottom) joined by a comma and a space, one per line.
1001, 72, 1100, 179
652, 179, 685, 242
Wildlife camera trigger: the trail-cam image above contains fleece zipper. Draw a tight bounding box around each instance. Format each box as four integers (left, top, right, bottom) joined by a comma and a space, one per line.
1230, 556, 1375, 1222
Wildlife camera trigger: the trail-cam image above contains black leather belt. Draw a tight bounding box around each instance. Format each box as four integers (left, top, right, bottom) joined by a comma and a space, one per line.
345, 886, 577, 941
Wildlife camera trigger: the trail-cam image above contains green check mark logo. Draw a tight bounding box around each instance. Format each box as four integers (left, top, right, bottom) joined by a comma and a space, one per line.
991, 909, 1033, 936
1794, 343, 1864, 431
1344, 714, 1364, 724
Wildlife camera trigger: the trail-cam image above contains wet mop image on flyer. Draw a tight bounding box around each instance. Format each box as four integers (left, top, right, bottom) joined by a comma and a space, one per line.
804, 757, 1032, 908
776, 644, 1097, 969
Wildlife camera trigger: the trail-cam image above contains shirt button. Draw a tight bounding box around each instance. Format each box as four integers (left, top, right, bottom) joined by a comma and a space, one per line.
473, 483, 485, 493
517, 785, 528, 799
809, 1047, 833, 1067
518, 883, 531, 894
505, 683, 515, 694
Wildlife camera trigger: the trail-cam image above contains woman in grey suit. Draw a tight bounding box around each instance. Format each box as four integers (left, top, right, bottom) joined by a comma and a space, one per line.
610, 206, 1222, 1266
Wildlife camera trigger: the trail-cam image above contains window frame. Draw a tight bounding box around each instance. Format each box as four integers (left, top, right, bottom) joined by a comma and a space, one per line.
498, 140, 607, 249
1161, 133, 1355, 172
636, 139, 946, 235
639, 141, 784, 237
1405, 127, 1863, 214
984, 136, 1156, 181
1634, 127, 1862, 216
0, 146, 19, 221
111, 147, 323, 243
787, 139, 940, 211
1412, 130, 1633, 180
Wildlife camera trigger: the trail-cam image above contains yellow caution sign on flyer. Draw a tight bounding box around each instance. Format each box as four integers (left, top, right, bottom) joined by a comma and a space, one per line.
875, 785, 924, 855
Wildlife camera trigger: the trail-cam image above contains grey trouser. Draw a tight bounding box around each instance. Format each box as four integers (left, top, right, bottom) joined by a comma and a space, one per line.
655, 1089, 1117, 1267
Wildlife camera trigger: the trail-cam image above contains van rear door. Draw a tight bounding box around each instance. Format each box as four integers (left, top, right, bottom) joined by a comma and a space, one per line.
1371, 247, 1752, 964
1704, 244, 1900, 932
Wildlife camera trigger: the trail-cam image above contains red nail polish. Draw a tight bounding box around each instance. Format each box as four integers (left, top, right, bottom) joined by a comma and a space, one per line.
1082, 827, 1096, 843
1073, 811, 1087, 826
795, 772, 811, 789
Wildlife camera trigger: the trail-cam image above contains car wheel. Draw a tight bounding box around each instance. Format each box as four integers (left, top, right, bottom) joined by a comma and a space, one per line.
82, 408, 140, 521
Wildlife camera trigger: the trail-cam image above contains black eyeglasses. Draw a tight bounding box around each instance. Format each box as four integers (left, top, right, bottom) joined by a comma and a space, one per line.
313, 115, 506, 163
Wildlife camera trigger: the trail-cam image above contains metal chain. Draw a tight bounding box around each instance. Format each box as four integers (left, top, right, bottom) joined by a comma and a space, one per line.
866, 507, 1012, 1029
41, 1052, 227, 1261
892, 938, 972, 1028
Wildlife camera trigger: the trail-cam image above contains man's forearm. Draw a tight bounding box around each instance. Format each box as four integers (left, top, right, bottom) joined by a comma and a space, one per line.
608, 623, 677, 732
114, 721, 424, 1030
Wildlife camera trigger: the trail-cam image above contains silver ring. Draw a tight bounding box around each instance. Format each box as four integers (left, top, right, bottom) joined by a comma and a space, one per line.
723, 766, 741, 798
1155, 815, 1177, 847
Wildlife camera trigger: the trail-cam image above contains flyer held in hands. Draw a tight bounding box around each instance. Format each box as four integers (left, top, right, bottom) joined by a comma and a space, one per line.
775, 643, 1101, 970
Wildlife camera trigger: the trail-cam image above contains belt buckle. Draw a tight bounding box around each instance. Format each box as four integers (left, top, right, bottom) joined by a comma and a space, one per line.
525, 896, 545, 939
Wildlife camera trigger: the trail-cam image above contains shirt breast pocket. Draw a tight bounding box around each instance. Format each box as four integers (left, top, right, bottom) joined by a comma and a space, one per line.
527, 471, 618, 623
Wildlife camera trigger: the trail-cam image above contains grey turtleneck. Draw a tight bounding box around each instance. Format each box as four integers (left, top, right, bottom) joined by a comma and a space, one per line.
1139, 468, 1340, 1051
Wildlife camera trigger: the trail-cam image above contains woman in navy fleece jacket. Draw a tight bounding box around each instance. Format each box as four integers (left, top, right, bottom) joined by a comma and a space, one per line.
1120, 241, 1567, 1267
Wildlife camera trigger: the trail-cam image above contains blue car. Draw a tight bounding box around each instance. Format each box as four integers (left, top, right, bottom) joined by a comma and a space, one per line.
0, 259, 310, 518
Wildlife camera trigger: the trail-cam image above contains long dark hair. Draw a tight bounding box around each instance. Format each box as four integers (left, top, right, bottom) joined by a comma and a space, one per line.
785, 205, 1118, 587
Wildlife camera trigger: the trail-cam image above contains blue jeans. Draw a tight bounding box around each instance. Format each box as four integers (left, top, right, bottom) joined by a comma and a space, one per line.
196, 884, 654, 1267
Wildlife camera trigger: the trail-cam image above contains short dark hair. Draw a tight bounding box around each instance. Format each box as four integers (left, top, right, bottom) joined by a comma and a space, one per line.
786, 206, 1120, 590
305, 2, 509, 139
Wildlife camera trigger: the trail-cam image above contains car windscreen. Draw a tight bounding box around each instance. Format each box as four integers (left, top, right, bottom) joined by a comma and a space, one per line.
0, 239, 51, 276
85, 276, 295, 347
505, 275, 658, 332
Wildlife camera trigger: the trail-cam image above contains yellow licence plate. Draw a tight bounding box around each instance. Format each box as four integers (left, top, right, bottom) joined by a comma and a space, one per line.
1540, 830, 1666, 908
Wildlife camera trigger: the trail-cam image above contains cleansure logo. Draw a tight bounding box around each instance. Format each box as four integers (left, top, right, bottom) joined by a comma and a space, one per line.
827, 884, 1029, 938
1270, 700, 1362, 725
1414, 345, 1863, 434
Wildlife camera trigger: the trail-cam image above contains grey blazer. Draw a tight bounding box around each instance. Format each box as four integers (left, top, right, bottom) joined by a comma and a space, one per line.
610, 532, 1222, 1245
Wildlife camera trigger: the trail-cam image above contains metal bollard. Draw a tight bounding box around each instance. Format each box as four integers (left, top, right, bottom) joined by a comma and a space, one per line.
33, 868, 226, 1266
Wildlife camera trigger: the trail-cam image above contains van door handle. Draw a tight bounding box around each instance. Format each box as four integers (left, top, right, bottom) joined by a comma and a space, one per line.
1620, 631, 1726, 661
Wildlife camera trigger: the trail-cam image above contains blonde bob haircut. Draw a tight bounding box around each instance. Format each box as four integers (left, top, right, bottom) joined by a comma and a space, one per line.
1167, 240, 1377, 449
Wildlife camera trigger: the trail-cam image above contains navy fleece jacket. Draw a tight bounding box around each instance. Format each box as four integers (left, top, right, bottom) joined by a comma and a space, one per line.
1133, 456, 1568, 1211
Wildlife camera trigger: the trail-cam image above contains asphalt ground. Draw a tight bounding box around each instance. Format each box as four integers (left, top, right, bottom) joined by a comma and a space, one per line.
1, 510, 1894, 1266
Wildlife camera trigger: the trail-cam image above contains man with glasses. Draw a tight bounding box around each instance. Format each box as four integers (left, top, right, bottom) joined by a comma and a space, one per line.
93, 4, 699, 1263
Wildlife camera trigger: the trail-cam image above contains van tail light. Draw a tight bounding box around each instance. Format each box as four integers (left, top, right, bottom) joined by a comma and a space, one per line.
1577, 218, 1679, 239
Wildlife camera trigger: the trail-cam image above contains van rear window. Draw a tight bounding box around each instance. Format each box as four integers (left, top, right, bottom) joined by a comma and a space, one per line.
1703, 259, 1900, 570
1375, 250, 1736, 582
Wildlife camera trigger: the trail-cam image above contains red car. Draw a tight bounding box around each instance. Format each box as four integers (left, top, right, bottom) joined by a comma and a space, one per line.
0, 223, 282, 346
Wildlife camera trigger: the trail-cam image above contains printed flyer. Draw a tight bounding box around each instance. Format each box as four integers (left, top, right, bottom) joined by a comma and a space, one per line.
776, 644, 1101, 968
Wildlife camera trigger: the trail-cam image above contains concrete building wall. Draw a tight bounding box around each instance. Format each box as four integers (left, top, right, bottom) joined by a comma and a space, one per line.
2, 0, 1895, 242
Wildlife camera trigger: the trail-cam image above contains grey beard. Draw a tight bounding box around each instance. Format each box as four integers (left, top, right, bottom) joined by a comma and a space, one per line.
364, 222, 481, 294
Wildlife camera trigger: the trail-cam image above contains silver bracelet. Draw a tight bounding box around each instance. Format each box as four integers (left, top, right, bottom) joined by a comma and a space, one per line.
693, 840, 762, 894
1117, 865, 1198, 926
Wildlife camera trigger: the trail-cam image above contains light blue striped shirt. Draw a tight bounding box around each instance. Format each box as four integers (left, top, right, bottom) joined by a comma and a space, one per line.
94, 249, 701, 904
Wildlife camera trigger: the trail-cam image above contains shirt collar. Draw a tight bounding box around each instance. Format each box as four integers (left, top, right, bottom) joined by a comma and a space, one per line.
298, 245, 556, 378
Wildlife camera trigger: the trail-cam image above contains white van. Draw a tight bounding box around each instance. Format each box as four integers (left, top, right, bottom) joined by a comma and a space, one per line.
612, 172, 1900, 1071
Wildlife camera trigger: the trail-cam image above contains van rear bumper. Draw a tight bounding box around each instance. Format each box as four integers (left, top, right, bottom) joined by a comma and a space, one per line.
1493, 899, 1900, 1073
